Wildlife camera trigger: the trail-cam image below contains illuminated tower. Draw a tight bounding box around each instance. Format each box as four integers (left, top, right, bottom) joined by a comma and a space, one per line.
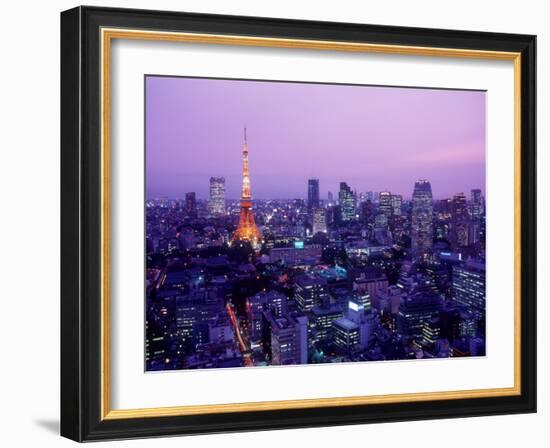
232, 127, 261, 247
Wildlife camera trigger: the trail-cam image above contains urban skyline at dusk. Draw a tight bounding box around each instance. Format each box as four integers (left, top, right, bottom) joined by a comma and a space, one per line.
145, 77, 486, 372
146, 76, 486, 200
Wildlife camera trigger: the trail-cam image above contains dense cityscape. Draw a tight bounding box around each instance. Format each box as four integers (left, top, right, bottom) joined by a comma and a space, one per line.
145, 129, 486, 371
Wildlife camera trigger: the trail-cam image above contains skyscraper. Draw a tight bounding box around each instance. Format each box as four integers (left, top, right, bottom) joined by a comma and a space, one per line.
452, 261, 486, 335
339, 182, 356, 222
232, 128, 261, 247
307, 179, 320, 209
452, 192, 468, 221
391, 194, 403, 216
379, 191, 392, 218
312, 208, 327, 234
360, 199, 373, 224
208, 177, 226, 216
470, 189, 483, 221
411, 180, 433, 258
185, 192, 197, 219
451, 192, 469, 247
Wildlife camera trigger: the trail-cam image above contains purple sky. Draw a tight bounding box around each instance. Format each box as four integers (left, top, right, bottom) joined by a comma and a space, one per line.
145, 76, 485, 200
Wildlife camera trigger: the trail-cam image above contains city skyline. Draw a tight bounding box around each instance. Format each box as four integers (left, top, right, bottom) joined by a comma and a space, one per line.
145, 76, 486, 200
145, 76, 487, 372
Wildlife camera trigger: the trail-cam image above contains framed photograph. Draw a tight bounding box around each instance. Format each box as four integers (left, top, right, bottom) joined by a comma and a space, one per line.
60, 6, 536, 441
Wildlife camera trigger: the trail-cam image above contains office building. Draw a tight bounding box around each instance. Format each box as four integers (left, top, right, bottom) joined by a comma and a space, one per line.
294, 275, 329, 312
312, 207, 327, 234
397, 289, 442, 339
308, 178, 320, 209
310, 305, 344, 343
270, 244, 322, 266
208, 177, 226, 215
391, 194, 403, 216
339, 182, 356, 222
470, 189, 484, 221
452, 261, 486, 333
379, 191, 392, 218
269, 314, 308, 365
185, 192, 197, 219
247, 291, 288, 342
411, 179, 433, 257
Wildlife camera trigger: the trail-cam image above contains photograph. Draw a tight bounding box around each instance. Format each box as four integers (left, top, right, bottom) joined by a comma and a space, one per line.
55, 4, 538, 442
144, 76, 487, 372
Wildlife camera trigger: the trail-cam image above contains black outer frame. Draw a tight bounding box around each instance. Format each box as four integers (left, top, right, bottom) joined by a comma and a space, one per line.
60, 6, 537, 442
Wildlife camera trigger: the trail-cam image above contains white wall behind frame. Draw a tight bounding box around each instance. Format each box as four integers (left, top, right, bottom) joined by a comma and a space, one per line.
0, 1, 546, 448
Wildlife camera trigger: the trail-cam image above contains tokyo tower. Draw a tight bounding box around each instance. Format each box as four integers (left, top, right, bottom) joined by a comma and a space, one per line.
231, 127, 261, 247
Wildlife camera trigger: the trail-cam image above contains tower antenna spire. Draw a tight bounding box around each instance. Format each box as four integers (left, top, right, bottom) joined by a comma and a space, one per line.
232, 126, 261, 248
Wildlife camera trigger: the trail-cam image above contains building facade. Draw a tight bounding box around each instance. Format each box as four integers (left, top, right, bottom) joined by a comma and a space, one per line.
339, 182, 356, 222
208, 177, 226, 216
312, 207, 327, 234
411, 179, 433, 258
308, 178, 320, 209
185, 192, 197, 219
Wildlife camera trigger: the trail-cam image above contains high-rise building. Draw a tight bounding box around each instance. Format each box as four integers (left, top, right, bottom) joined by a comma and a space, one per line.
232, 127, 261, 247
295, 275, 329, 312
185, 192, 197, 219
470, 189, 483, 221
332, 299, 379, 352
312, 208, 327, 234
307, 179, 320, 209
268, 314, 308, 365
310, 304, 344, 343
391, 194, 403, 216
360, 200, 373, 224
451, 192, 469, 248
454, 221, 469, 247
468, 220, 481, 246
452, 192, 468, 222
452, 261, 486, 333
208, 177, 226, 216
176, 290, 223, 348
418, 316, 442, 353
397, 289, 442, 339
339, 182, 356, 222
411, 180, 433, 258
333, 317, 360, 352
247, 291, 287, 342
374, 213, 388, 230
379, 191, 392, 218
327, 191, 334, 205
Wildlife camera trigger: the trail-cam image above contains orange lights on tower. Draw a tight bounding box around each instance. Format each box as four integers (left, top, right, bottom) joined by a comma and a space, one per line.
231, 127, 262, 247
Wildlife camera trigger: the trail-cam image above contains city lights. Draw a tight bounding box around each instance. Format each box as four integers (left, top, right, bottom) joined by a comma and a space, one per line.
146, 166, 486, 370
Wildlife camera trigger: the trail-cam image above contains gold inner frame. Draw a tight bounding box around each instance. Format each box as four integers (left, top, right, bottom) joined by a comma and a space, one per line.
100, 27, 522, 420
